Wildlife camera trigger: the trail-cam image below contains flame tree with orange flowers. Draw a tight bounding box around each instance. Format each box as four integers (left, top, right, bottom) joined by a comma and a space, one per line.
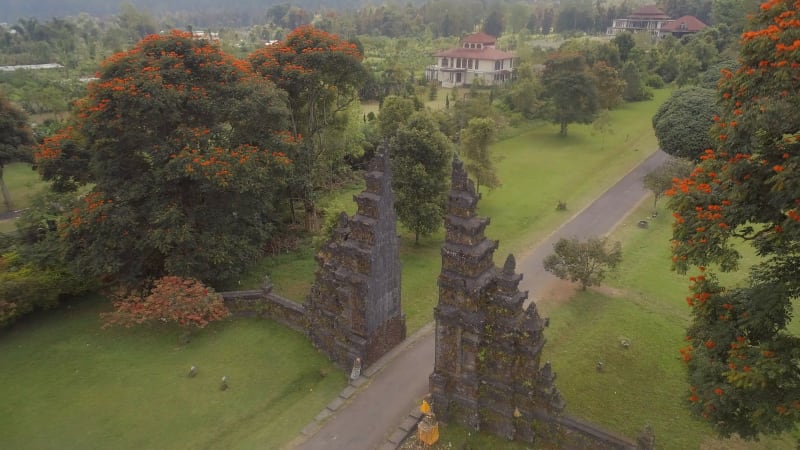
34, 31, 292, 286
248, 26, 368, 231
667, 0, 800, 438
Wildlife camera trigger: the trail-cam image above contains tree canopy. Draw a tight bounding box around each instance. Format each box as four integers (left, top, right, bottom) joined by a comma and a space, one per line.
249, 25, 368, 230
543, 236, 622, 291
652, 86, 720, 161
541, 53, 599, 137
667, 0, 800, 438
35, 30, 292, 286
389, 110, 452, 243
460, 117, 500, 193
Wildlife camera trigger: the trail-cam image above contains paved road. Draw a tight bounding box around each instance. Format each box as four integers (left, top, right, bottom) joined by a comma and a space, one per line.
518, 150, 670, 302
292, 150, 670, 450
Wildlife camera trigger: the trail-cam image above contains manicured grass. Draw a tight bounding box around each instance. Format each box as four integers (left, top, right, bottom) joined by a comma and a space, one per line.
0, 162, 47, 213
262, 90, 671, 335
0, 296, 346, 450
539, 201, 796, 449
481, 90, 668, 258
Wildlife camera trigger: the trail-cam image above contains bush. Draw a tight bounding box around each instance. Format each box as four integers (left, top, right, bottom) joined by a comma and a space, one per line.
0, 250, 88, 328
101, 276, 229, 331
644, 74, 665, 89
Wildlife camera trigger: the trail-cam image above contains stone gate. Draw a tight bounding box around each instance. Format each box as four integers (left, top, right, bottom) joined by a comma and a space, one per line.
305, 146, 406, 370
429, 156, 565, 442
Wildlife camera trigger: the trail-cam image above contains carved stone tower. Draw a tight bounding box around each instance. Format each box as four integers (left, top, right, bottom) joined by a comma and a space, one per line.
430, 157, 564, 443
305, 145, 406, 370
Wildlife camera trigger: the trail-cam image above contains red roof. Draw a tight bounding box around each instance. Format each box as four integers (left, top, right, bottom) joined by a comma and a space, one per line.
660, 15, 707, 32
433, 47, 514, 61
629, 5, 670, 20
462, 32, 496, 45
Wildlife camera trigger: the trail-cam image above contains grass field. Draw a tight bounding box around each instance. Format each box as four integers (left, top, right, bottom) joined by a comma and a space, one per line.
263, 89, 671, 334
401, 202, 797, 450
539, 200, 797, 449
0, 296, 346, 450
8, 86, 775, 449
0, 162, 47, 213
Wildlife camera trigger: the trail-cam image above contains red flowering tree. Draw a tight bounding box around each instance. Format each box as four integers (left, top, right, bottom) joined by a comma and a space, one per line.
248, 26, 368, 230
34, 31, 292, 286
101, 276, 229, 332
667, 0, 800, 438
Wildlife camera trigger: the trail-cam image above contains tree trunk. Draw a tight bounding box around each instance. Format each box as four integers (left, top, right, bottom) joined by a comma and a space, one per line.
560, 121, 568, 137
415, 230, 420, 244
304, 198, 319, 232
0, 165, 12, 210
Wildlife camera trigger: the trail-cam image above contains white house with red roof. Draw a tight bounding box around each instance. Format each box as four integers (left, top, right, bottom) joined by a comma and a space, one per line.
658, 15, 708, 38
606, 5, 706, 38
607, 5, 673, 36
425, 32, 515, 88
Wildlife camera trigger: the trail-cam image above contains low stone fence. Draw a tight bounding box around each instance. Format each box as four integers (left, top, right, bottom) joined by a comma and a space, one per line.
220, 278, 306, 333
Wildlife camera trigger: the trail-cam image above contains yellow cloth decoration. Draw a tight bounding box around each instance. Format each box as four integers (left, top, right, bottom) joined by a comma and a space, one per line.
420, 399, 431, 415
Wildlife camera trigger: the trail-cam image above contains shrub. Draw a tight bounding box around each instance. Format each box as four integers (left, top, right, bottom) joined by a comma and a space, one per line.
101, 276, 229, 331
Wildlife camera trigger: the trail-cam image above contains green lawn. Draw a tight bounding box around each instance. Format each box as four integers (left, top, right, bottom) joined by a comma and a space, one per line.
5, 88, 742, 450
1, 162, 47, 213
262, 90, 671, 334
0, 297, 346, 450
540, 201, 797, 449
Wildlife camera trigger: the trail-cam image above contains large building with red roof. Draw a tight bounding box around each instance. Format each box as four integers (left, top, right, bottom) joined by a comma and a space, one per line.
607, 5, 707, 38
658, 15, 708, 38
425, 32, 515, 88
607, 5, 672, 36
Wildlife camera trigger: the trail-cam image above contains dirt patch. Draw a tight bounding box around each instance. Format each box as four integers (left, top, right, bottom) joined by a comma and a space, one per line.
534, 279, 579, 316
534, 280, 628, 316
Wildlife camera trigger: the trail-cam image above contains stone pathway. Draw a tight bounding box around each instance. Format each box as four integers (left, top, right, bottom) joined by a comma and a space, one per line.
290, 150, 670, 450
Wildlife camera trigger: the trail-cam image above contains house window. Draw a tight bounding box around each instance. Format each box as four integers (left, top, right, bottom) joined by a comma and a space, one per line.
475, 60, 479, 70
442, 58, 448, 67
495, 61, 501, 70
468, 59, 473, 69
679, 22, 687, 30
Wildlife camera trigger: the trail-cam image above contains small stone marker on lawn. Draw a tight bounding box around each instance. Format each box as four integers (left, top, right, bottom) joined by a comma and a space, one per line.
188, 365, 198, 378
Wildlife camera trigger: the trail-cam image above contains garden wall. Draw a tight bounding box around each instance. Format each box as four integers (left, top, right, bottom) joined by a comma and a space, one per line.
221, 280, 306, 333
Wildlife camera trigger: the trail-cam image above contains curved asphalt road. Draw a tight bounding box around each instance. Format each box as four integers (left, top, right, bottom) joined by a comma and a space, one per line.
292, 149, 671, 450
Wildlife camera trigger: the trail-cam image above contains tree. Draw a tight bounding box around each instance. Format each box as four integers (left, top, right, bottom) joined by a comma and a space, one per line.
591, 109, 614, 150
460, 117, 500, 193
378, 95, 416, 139
543, 237, 622, 290
592, 61, 625, 110
0, 90, 35, 210
0, 248, 89, 328
34, 31, 292, 286
483, 10, 504, 37
249, 25, 368, 231
712, 0, 760, 33
541, 53, 599, 137
621, 60, 651, 102
652, 86, 719, 161
101, 276, 229, 334
642, 157, 693, 210
390, 111, 452, 244
667, 0, 800, 438
612, 32, 635, 62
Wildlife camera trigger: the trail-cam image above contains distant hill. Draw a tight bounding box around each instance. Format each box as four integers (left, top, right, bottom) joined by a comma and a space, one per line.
1, 0, 361, 23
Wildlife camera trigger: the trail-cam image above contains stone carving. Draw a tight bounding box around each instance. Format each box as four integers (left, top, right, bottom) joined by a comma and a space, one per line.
430, 156, 564, 443
305, 144, 406, 370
